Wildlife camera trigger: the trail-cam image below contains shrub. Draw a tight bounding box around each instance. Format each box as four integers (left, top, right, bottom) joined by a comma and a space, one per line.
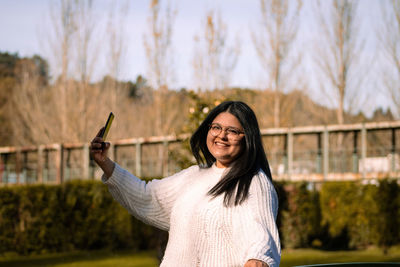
281, 182, 321, 249
1, 178, 399, 255
0, 180, 159, 254
374, 179, 399, 254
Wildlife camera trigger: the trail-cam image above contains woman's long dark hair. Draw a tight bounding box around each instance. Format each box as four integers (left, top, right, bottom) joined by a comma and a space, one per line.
190, 101, 272, 206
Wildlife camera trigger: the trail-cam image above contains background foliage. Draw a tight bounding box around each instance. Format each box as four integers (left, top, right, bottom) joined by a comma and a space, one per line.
0, 179, 399, 255
0, 180, 159, 255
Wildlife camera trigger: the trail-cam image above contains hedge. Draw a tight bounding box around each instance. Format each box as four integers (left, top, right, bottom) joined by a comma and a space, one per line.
0, 180, 162, 255
0, 179, 399, 255
278, 180, 399, 251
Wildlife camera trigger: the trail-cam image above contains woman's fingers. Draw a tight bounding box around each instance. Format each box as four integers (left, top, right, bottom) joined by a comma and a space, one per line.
91, 128, 106, 150
244, 260, 268, 267
96, 127, 105, 137
101, 142, 110, 150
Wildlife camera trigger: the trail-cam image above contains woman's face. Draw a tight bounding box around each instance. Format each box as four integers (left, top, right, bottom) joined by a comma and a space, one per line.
206, 112, 245, 168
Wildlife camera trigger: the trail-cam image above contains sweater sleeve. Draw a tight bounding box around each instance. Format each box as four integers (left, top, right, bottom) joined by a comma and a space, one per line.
102, 163, 198, 231
241, 171, 281, 267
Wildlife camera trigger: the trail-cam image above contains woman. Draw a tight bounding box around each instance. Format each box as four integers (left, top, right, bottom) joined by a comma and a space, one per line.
90, 101, 281, 267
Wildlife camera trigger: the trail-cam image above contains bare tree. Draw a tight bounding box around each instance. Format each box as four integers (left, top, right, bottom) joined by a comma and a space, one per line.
10, 60, 57, 145
48, 0, 79, 141
10, 0, 113, 144
143, 0, 177, 136
378, 0, 400, 118
106, 1, 129, 111
74, 0, 100, 141
192, 11, 240, 91
143, 0, 178, 177
252, 0, 302, 129
252, 0, 301, 174
314, 0, 365, 125
47, 0, 105, 142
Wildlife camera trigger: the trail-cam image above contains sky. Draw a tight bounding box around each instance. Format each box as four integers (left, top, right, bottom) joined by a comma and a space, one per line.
0, 0, 394, 116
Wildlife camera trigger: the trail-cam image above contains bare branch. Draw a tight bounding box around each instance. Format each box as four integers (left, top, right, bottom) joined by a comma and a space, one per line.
192, 10, 241, 91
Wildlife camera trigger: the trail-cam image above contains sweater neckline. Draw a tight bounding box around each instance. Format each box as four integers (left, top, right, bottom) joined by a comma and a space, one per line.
211, 163, 229, 175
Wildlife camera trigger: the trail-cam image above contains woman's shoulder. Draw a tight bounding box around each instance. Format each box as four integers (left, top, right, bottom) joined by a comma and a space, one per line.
248, 168, 279, 213
176, 164, 201, 176
251, 168, 277, 194
148, 165, 201, 192
156, 164, 200, 182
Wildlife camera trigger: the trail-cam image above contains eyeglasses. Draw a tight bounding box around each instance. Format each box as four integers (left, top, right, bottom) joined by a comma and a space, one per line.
208, 123, 244, 140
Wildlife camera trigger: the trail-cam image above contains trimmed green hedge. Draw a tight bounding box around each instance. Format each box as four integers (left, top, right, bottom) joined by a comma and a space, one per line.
276, 180, 399, 251
0, 180, 161, 255
279, 182, 321, 249
0, 179, 399, 255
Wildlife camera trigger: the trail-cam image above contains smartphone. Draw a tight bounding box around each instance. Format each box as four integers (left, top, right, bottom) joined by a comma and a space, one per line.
100, 112, 114, 141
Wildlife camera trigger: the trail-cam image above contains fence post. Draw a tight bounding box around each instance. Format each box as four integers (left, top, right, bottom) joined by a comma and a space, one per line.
16, 147, 21, 185
0, 154, 2, 184
287, 131, 293, 179
56, 144, 64, 184
317, 133, 322, 173
83, 143, 89, 179
353, 131, 358, 173
2, 154, 8, 184
163, 139, 169, 177
323, 128, 329, 181
391, 128, 396, 172
37, 145, 44, 183
136, 140, 142, 177
361, 124, 367, 179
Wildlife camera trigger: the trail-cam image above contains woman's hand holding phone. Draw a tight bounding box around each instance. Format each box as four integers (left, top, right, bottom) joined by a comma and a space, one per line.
90, 113, 115, 178
90, 127, 111, 164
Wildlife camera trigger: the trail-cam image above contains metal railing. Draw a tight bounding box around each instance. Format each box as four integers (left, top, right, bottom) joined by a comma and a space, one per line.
1, 121, 400, 185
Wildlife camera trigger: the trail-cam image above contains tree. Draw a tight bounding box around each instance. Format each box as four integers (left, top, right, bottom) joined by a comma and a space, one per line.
375, 179, 399, 254
106, 0, 129, 112
252, 0, 302, 129
48, 0, 78, 140
0, 52, 19, 108
74, 0, 99, 141
0, 53, 50, 145
378, 0, 400, 118
252, 0, 302, 173
0, 52, 23, 145
313, 0, 365, 126
143, 0, 177, 136
192, 11, 240, 91
10, 56, 55, 145
9, 0, 128, 145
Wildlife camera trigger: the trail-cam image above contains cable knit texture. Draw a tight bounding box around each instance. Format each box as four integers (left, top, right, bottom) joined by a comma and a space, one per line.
102, 163, 281, 267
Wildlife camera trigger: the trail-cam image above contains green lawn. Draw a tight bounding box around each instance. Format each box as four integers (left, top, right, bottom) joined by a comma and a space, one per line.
0, 246, 399, 267
280, 246, 400, 267
0, 250, 159, 267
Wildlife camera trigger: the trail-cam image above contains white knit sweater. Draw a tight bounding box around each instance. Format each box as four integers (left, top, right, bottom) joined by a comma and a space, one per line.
102, 163, 281, 267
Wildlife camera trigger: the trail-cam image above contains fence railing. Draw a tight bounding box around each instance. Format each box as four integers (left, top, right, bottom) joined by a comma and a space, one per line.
1, 121, 400, 185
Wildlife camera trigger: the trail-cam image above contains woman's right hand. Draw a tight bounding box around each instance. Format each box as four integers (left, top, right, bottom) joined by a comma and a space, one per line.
90, 127, 115, 178
90, 127, 110, 164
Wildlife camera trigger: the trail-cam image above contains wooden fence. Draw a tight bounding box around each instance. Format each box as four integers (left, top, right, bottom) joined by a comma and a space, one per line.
1, 120, 400, 185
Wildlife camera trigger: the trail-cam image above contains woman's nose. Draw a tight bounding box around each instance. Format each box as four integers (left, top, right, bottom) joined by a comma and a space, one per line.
217, 129, 228, 139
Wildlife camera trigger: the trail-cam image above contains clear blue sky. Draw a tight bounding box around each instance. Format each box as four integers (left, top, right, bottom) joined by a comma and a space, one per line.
0, 0, 392, 116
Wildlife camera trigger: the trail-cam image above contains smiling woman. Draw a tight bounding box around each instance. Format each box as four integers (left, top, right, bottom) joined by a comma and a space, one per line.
207, 113, 245, 168
90, 101, 280, 267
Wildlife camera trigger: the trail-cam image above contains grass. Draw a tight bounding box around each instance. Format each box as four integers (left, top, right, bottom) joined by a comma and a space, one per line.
0, 250, 159, 267
0, 246, 399, 267
280, 246, 400, 267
